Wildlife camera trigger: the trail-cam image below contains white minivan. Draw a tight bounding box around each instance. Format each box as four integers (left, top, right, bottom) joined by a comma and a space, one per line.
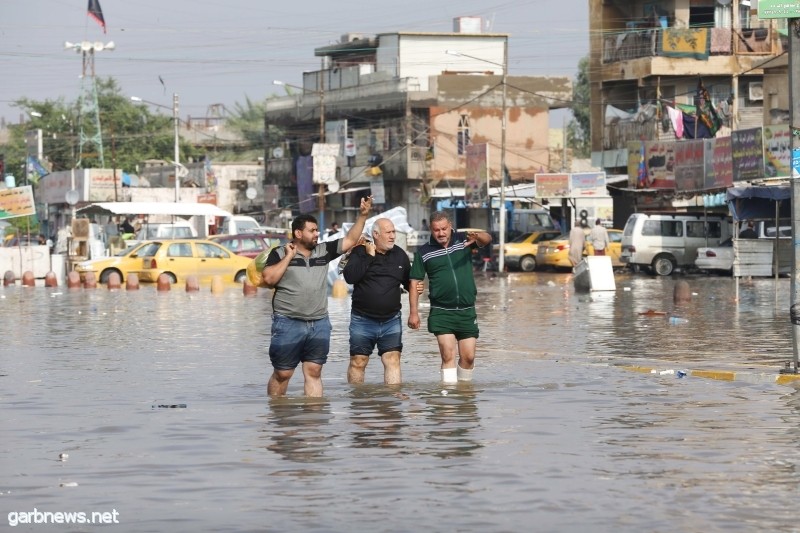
620, 212, 731, 276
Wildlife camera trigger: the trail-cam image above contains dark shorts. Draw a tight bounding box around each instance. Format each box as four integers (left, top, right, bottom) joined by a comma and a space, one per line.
427, 307, 479, 341
349, 312, 403, 356
268, 314, 331, 370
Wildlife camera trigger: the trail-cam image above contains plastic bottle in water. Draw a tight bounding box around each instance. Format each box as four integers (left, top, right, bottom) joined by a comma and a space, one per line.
668, 316, 688, 325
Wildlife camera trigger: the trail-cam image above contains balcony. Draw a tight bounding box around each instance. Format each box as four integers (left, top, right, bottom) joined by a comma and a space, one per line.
603, 26, 778, 64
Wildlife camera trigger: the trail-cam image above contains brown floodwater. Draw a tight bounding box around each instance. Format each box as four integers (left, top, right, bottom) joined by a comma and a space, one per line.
1, 271, 798, 532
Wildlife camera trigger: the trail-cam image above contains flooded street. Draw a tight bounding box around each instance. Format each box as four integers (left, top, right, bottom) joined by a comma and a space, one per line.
2, 272, 799, 532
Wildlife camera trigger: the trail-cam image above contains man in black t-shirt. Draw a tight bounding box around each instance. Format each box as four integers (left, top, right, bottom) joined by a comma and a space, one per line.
343, 218, 412, 385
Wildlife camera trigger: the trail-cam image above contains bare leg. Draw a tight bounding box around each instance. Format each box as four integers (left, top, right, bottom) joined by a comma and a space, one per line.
302, 361, 324, 397
267, 368, 295, 396
380, 351, 402, 385
347, 355, 369, 384
456, 337, 477, 370
435, 334, 458, 369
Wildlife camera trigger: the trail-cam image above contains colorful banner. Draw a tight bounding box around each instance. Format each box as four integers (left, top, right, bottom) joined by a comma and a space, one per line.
465, 143, 488, 207
661, 28, 709, 60
0, 186, 36, 220
533, 173, 569, 198
643, 141, 676, 189
731, 127, 764, 182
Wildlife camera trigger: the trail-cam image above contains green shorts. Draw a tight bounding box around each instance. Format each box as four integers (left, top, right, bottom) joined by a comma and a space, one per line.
427, 306, 479, 340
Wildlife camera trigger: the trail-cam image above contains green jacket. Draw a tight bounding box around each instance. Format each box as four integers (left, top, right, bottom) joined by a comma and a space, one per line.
410, 232, 477, 310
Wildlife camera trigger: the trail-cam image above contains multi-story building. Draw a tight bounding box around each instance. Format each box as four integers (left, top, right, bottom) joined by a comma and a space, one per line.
264, 21, 572, 230
589, 0, 787, 188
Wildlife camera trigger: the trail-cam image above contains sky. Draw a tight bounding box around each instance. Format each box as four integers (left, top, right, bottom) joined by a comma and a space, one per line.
0, 0, 589, 125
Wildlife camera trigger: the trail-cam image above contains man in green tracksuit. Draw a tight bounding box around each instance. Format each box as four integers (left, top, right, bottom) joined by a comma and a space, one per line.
407, 211, 492, 383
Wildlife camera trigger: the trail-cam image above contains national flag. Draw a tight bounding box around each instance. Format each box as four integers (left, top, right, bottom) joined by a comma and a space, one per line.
695, 79, 721, 138
88, 0, 107, 33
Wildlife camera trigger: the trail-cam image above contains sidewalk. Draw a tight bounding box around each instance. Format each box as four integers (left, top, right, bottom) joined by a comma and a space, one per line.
617, 363, 800, 386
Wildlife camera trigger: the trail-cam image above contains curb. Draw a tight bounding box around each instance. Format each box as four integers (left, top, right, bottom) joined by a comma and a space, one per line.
618, 365, 800, 386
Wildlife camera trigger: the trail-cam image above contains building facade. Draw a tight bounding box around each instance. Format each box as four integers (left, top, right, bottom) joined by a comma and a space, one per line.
264, 26, 572, 231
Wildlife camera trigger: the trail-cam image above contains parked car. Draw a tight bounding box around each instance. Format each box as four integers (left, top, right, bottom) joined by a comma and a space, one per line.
535, 233, 572, 270
210, 233, 288, 259
537, 229, 624, 270
493, 230, 562, 272
74, 242, 160, 283
695, 238, 733, 274
134, 239, 250, 284
619, 212, 731, 276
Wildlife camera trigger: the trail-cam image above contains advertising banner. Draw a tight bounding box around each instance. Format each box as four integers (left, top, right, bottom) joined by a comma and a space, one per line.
0, 186, 36, 220
731, 127, 764, 182
570, 172, 606, 197
758, 0, 800, 18
643, 141, 676, 189
534, 173, 569, 198
465, 143, 488, 207
763, 124, 791, 178
674, 139, 705, 191
703, 137, 733, 189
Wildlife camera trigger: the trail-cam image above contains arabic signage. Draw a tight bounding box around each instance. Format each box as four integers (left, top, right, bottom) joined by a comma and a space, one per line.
570, 172, 606, 197
703, 137, 733, 189
673, 139, 705, 191
731, 127, 764, 182
758, 0, 800, 18
0, 186, 36, 220
534, 173, 569, 198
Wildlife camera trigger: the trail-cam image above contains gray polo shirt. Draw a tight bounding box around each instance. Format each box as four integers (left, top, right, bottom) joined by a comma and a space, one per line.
265, 239, 343, 320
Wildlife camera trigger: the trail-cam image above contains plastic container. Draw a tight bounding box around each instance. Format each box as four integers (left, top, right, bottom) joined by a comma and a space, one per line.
668, 316, 688, 325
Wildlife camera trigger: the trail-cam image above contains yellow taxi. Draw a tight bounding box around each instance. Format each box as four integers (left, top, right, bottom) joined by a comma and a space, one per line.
536, 229, 623, 270
493, 230, 562, 272
74, 242, 155, 283
134, 239, 251, 284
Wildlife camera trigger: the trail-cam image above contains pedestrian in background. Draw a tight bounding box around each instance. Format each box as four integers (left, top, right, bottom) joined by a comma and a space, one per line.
590, 218, 610, 256
407, 211, 492, 384
568, 220, 587, 268
343, 218, 411, 385
261, 196, 373, 397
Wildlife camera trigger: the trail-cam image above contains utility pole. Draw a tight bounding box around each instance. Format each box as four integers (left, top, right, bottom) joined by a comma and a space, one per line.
789, 17, 800, 373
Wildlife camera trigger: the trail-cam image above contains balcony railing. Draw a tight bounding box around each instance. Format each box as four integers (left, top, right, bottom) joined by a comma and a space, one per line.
603, 26, 776, 64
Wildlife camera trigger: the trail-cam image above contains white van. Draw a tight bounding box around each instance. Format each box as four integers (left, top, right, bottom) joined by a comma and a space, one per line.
220, 215, 261, 235
620, 212, 731, 276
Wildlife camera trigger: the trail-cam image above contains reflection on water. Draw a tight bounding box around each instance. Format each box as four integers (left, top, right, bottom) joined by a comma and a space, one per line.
1, 274, 798, 531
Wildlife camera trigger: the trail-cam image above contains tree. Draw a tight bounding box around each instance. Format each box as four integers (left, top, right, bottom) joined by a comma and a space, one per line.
4, 77, 197, 177
567, 55, 591, 158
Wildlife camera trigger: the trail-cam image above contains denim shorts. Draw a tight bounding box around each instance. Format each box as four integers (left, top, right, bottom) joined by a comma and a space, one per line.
349, 312, 403, 357
268, 314, 332, 370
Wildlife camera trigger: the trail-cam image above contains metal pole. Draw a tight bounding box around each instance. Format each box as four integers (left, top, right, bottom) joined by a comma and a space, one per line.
498, 37, 508, 273
318, 71, 326, 232
789, 18, 800, 373
173, 92, 180, 202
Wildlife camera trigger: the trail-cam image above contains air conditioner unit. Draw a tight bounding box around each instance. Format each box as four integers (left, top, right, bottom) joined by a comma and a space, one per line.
748, 82, 763, 101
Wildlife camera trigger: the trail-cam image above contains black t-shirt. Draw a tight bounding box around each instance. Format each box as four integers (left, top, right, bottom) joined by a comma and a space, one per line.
343, 245, 411, 320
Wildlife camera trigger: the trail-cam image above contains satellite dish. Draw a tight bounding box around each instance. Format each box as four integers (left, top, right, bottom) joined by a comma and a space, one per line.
65, 189, 79, 206
272, 146, 284, 159
245, 187, 257, 200
327, 181, 340, 193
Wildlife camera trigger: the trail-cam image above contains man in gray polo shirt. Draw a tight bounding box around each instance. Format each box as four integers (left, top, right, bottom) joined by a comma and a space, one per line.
262, 196, 373, 396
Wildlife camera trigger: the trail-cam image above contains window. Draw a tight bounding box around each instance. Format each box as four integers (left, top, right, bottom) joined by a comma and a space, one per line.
167, 243, 192, 257
457, 115, 471, 156
642, 220, 683, 237
197, 242, 228, 258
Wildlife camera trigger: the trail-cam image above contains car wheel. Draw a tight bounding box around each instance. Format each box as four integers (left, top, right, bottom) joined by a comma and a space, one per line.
651, 254, 675, 276
234, 270, 247, 283
99, 269, 121, 284
165, 272, 178, 284
519, 255, 537, 272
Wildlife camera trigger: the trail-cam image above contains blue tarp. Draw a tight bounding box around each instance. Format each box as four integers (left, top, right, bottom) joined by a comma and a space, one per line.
726, 186, 791, 221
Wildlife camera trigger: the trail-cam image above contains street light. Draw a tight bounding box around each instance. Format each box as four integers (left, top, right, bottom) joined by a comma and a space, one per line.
273, 79, 327, 229
131, 94, 181, 202
446, 45, 509, 273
